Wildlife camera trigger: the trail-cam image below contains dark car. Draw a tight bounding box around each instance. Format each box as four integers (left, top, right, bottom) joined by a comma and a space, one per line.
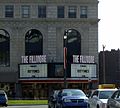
48, 90, 60, 108
107, 89, 120, 108
0, 90, 8, 107
56, 89, 89, 108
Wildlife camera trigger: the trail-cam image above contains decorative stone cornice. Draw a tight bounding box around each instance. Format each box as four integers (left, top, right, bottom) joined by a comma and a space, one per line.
0, 18, 100, 29
0, 0, 98, 4
0, 18, 99, 23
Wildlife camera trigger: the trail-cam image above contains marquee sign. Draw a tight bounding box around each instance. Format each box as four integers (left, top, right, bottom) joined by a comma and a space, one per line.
19, 64, 47, 78
21, 55, 46, 63
71, 63, 96, 78
73, 55, 95, 63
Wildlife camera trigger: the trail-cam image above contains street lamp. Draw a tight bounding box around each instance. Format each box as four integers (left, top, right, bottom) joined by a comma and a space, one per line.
64, 30, 68, 88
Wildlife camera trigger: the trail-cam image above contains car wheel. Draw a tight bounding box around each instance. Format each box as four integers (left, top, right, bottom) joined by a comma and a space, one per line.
87, 104, 90, 108
97, 105, 99, 108
54, 103, 58, 108
59, 104, 64, 108
5, 104, 8, 107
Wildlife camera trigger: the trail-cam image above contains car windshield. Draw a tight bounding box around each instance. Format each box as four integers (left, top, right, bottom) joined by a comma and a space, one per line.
62, 89, 86, 96
0, 94, 5, 98
99, 91, 115, 99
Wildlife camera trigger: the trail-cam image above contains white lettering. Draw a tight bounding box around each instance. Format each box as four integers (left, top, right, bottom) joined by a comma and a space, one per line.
21, 55, 46, 63
21, 56, 28, 63
80, 55, 94, 63
29, 55, 46, 63
73, 55, 79, 63
73, 55, 95, 63
80, 55, 83, 63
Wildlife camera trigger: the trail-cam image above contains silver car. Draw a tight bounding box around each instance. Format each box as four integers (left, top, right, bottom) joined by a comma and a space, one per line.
89, 89, 117, 108
107, 89, 120, 108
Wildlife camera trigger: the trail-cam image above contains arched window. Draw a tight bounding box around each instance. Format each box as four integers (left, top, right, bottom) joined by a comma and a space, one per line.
25, 29, 43, 55
66, 29, 81, 62
0, 29, 10, 66
64, 29, 81, 77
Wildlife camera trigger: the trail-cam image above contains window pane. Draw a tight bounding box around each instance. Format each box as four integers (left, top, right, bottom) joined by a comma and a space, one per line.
80, 6, 87, 18
25, 29, 43, 55
48, 63, 64, 78
22, 5, 30, 18
5, 5, 14, 18
57, 6, 64, 18
0, 29, 10, 66
55, 64, 64, 77
38, 6, 46, 18
68, 6, 77, 18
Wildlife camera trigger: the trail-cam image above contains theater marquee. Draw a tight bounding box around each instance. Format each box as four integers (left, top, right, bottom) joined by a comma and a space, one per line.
73, 55, 95, 63
19, 64, 47, 78
71, 63, 96, 78
21, 55, 46, 63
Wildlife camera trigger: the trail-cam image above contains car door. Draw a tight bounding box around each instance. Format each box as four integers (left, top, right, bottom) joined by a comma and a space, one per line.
89, 90, 99, 108
113, 91, 120, 108
109, 91, 120, 108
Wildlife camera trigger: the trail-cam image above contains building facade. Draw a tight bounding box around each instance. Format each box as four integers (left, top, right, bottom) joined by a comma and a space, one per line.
99, 49, 120, 86
0, 0, 99, 99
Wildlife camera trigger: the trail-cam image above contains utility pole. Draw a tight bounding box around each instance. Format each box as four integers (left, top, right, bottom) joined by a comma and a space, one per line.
103, 45, 106, 83
63, 30, 68, 88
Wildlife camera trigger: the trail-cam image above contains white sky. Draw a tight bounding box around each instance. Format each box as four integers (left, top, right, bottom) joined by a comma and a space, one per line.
98, 0, 120, 51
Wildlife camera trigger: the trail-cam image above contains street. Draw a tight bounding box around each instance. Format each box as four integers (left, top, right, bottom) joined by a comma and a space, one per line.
0, 105, 48, 108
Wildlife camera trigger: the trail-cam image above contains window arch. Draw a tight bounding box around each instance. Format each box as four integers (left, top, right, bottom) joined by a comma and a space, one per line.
64, 29, 81, 77
66, 29, 81, 61
25, 29, 43, 55
0, 29, 10, 66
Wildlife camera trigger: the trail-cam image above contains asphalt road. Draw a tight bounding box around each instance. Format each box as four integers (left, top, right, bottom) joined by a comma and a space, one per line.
0, 105, 48, 108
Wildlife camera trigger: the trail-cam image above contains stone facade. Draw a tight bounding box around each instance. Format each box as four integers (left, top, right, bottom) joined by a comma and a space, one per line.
0, 0, 99, 97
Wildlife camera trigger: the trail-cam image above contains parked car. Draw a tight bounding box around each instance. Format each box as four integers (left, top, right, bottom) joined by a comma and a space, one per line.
107, 89, 120, 108
0, 90, 8, 107
56, 89, 89, 108
89, 89, 117, 108
48, 90, 60, 108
